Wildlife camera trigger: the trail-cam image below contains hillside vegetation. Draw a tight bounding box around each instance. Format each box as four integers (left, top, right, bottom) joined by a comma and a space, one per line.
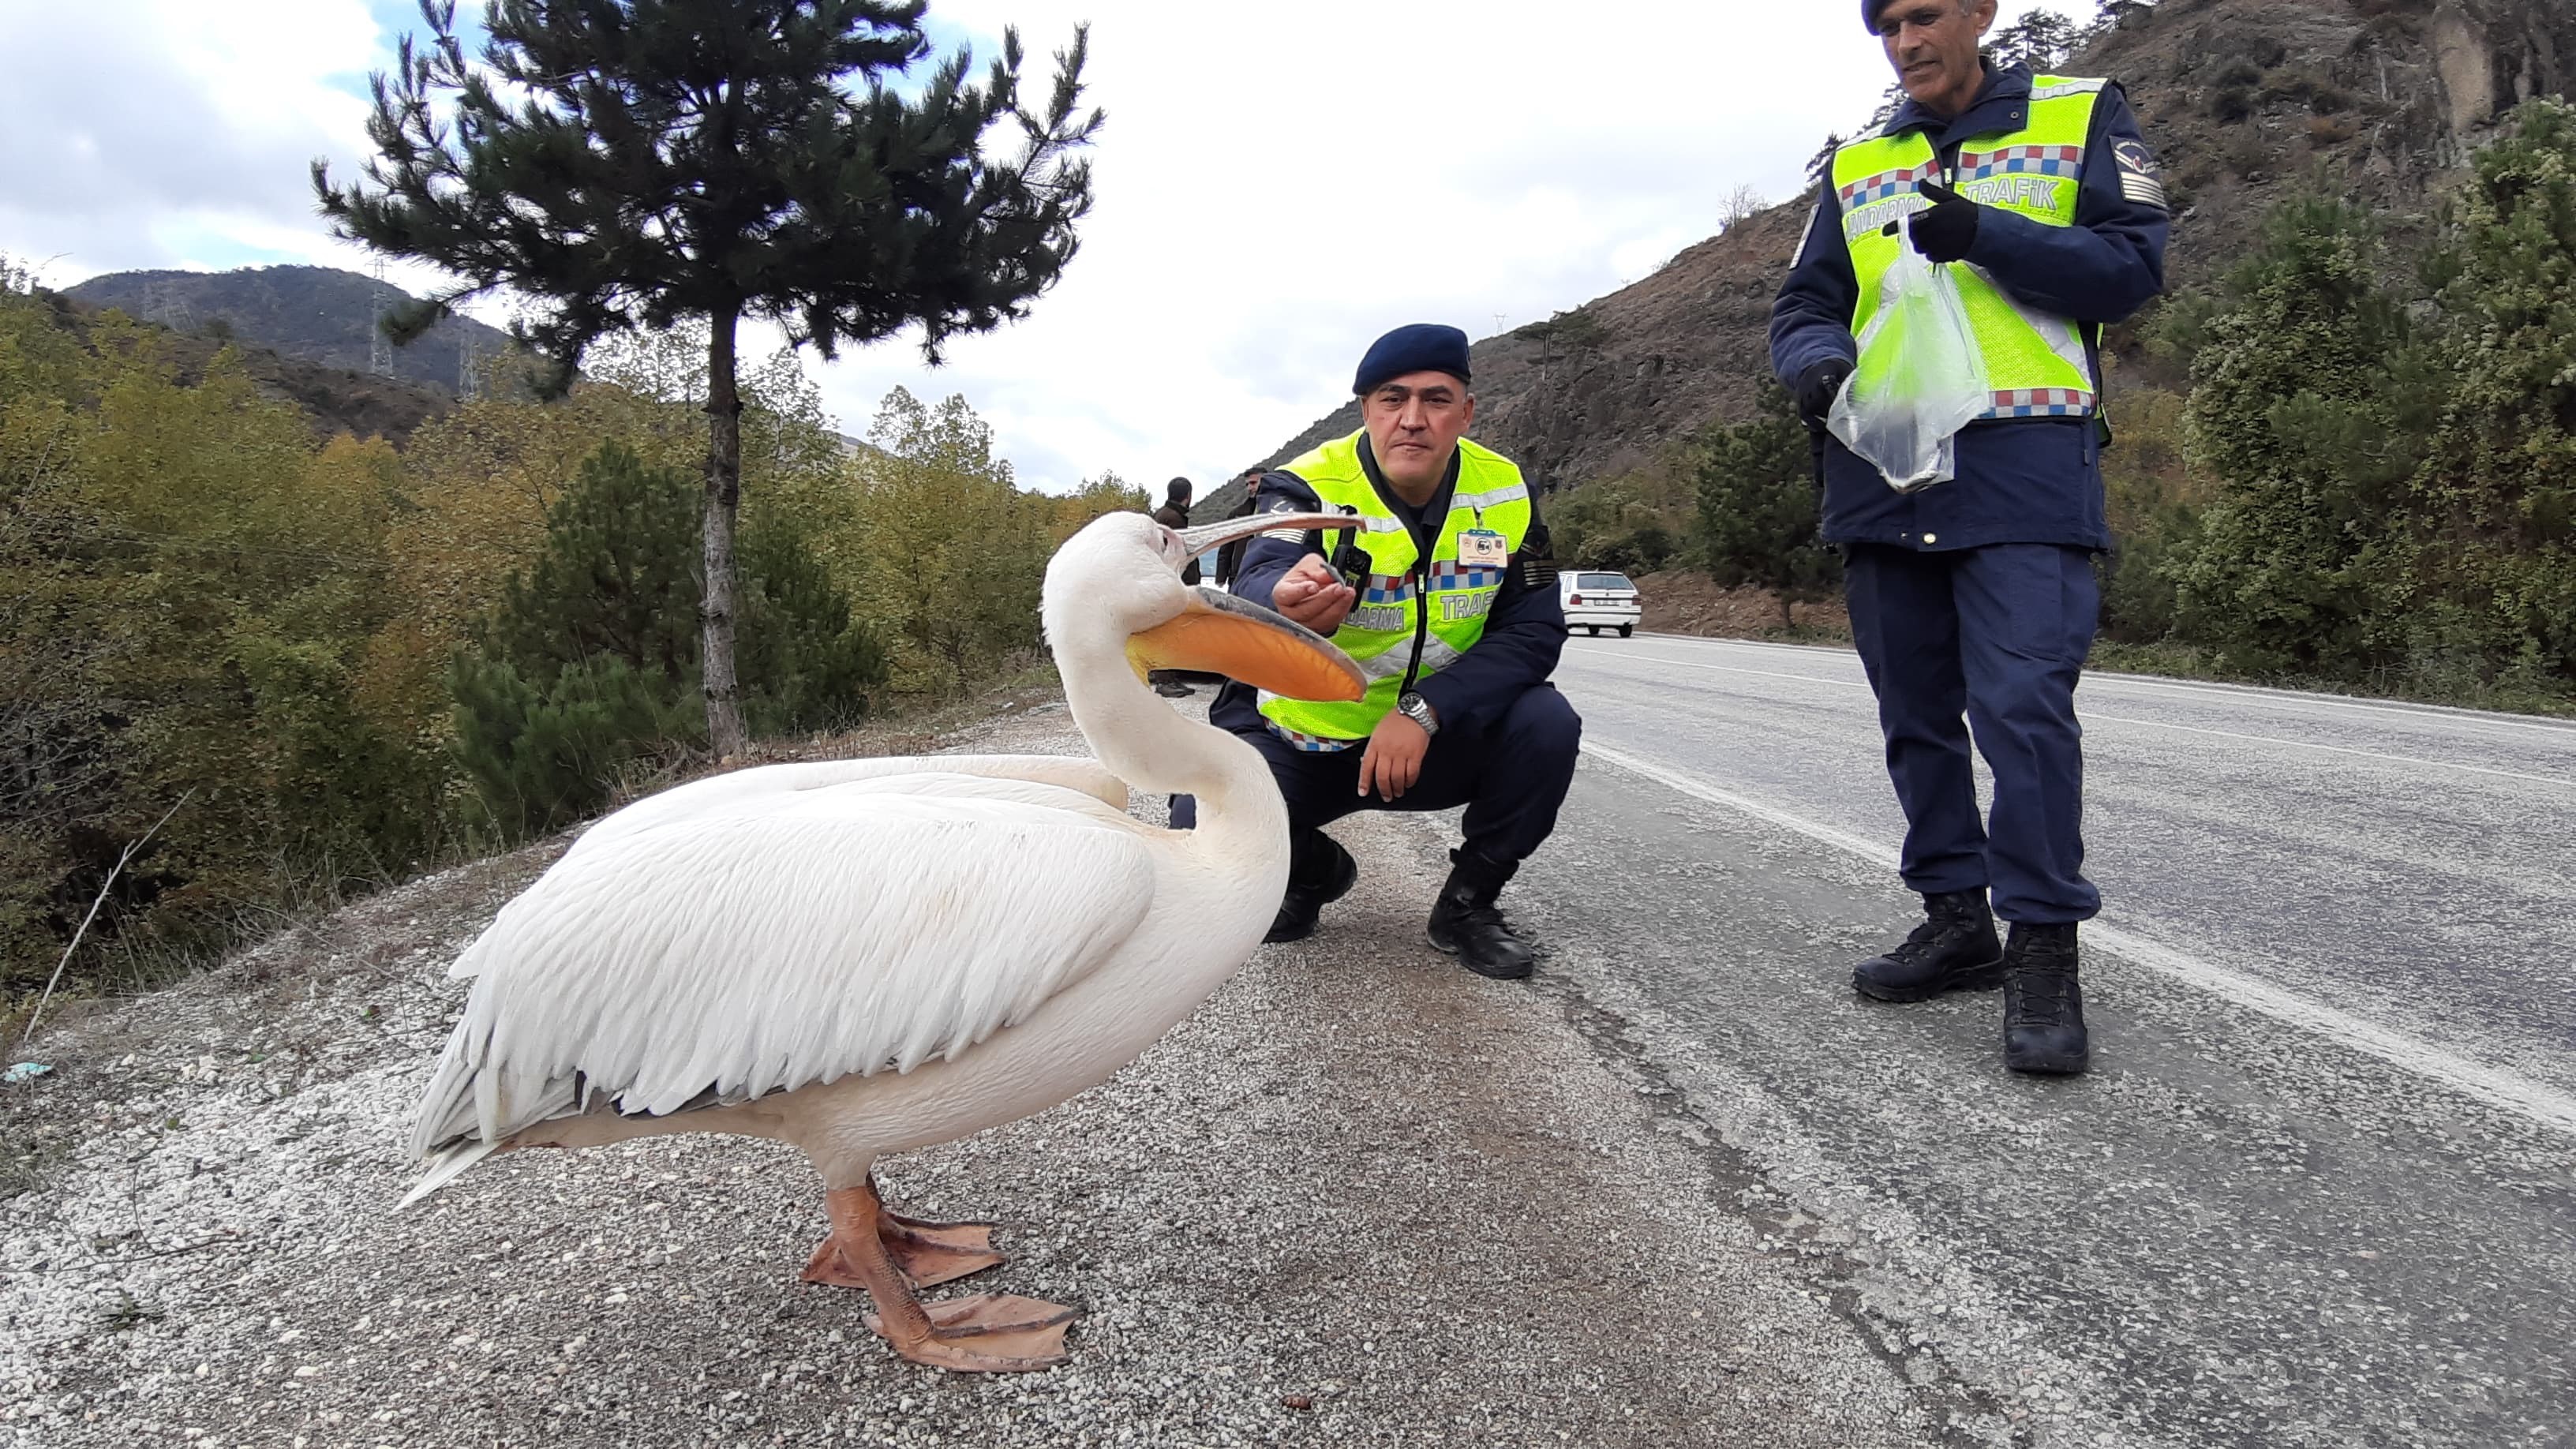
0, 271, 1140, 1009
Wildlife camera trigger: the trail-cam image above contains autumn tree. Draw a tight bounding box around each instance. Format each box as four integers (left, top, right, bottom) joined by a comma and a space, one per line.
316, 0, 1103, 757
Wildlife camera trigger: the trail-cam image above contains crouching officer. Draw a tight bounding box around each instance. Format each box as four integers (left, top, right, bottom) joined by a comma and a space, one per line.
1170, 324, 1579, 979
1769, 0, 2169, 1072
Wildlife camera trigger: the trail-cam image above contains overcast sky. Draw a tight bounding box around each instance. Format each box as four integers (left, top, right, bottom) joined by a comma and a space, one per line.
0, 0, 2087, 492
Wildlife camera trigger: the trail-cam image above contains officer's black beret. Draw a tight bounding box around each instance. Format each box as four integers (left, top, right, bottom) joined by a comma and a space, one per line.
1352, 324, 1472, 396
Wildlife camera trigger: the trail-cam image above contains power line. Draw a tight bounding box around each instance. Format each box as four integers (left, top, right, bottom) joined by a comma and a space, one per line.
9, 514, 392, 572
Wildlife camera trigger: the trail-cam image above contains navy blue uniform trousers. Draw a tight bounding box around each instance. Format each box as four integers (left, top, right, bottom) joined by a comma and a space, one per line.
1845, 542, 2101, 924
1170, 684, 1582, 864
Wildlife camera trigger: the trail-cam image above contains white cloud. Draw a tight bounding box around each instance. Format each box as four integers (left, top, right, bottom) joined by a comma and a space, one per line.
1, 0, 2091, 490
0, 0, 417, 284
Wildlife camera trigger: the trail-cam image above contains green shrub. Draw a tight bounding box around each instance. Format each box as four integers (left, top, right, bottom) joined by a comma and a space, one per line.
1694, 380, 1841, 629
2166, 195, 2437, 679
451, 440, 886, 836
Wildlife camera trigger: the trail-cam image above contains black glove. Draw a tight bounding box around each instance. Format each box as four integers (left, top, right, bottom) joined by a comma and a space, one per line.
1795, 358, 1854, 431
1904, 181, 1980, 263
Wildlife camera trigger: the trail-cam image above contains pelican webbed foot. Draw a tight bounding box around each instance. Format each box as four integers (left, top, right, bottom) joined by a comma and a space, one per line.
864, 1293, 1077, 1373
804, 1180, 1075, 1372
802, 1179, 1006, 1290
879, 1208, 1005, 1289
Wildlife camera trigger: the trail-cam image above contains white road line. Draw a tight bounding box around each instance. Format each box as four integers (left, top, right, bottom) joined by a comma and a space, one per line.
1579, 739, 2576, 1140
2080, 713, 2574, 788
1566, 649, 1868, 693
1567, 649, 2572, 788
2087, 675, 2576, 742
1606, 635, 2576, 742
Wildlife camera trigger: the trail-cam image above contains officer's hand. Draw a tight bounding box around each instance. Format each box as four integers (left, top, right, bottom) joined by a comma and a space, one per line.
1904, 181, 1981, 264
1271, 553, 1355, 635
1357, 712, 1429, 801
1795, 358, 1855, 432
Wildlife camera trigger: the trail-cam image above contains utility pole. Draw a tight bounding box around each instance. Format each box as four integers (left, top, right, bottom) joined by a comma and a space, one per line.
369, 260, 395, 376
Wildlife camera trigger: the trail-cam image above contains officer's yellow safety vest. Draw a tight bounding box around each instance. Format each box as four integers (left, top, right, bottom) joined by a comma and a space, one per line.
1258, 432, 1533, 748
1831, 76, 2106, 419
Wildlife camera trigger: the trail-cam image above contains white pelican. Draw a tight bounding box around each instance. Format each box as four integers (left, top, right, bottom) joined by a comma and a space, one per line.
402, 507, 1363, 1372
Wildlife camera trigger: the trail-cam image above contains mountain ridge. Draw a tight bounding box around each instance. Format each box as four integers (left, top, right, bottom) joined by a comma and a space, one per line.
65, 264, 515, 398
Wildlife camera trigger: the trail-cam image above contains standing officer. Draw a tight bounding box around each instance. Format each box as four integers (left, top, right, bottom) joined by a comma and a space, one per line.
1170, 324, 1578, 981
1770, 0, 2168, 1073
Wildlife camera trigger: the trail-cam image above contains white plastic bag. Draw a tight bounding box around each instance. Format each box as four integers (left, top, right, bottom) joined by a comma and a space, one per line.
1827, 213, 1991, 493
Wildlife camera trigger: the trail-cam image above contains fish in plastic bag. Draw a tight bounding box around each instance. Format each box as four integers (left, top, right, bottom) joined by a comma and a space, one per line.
1828, 212, 1992, 493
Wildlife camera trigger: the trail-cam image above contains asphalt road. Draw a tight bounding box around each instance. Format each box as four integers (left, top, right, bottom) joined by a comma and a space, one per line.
1500, 633, 2576, 1448
11, 657, 2571, 1449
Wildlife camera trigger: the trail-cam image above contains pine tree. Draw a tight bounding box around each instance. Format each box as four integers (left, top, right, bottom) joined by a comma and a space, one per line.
316, 0, 1102, 757
1694, 381, 1842, 631
1992, 9, 2084, 73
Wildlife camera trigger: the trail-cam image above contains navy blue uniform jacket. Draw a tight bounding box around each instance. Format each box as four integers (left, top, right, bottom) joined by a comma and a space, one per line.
1770, 62, 2170, 552
1208, 440, 1567, 739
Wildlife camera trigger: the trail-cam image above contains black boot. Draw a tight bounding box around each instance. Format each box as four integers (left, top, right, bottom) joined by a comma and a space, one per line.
1265, 830, 1356, 944
2001, 923, 2090, 1076
1852, 889, 2004, 1002
1425, 848, 1535, 980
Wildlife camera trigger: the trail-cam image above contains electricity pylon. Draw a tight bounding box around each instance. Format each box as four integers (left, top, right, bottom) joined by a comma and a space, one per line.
368, 261, 395, 376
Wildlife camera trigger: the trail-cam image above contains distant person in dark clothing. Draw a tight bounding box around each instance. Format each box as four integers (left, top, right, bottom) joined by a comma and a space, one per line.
1150, 477, 1200, 698
1151, 477, 1200, 583
1212, 469, 1263, 588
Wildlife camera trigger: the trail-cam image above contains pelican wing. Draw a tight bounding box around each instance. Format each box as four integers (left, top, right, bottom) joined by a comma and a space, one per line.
413, 777, 1155, 1156
553, 753, 1132, 875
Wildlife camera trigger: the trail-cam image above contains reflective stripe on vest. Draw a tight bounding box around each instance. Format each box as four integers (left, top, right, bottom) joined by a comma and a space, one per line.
1257, 431, 1532, 743
1832, 77, 2105, 420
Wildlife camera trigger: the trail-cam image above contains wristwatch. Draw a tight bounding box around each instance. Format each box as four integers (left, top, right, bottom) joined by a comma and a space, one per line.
1397, 691, 1440, 736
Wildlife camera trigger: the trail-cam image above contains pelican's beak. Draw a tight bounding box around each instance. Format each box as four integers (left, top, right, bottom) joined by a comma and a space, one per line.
1127, 589, 1365, 702
1171, 508, 1357, 567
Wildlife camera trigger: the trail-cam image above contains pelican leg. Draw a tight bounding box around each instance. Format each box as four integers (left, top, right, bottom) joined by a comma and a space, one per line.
803, 1180, 1076, 1373
800, 1176, 1005, 1290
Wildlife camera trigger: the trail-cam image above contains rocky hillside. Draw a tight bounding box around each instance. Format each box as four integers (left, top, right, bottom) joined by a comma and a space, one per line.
1255, 0, 2576, 493
66, 264, 515, 399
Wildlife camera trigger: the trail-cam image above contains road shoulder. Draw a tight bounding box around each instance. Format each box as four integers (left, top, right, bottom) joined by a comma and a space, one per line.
2, 708, 2006, 1448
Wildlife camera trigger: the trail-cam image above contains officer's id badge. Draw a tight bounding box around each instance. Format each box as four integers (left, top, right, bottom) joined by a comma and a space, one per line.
1457, 527, 1509, 567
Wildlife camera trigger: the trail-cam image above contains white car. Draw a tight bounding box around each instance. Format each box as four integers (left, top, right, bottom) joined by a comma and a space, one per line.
1560, 571, 1641, 638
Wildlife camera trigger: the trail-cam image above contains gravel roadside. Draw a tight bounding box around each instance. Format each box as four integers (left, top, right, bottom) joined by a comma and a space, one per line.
3, 705, 2009, 1449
